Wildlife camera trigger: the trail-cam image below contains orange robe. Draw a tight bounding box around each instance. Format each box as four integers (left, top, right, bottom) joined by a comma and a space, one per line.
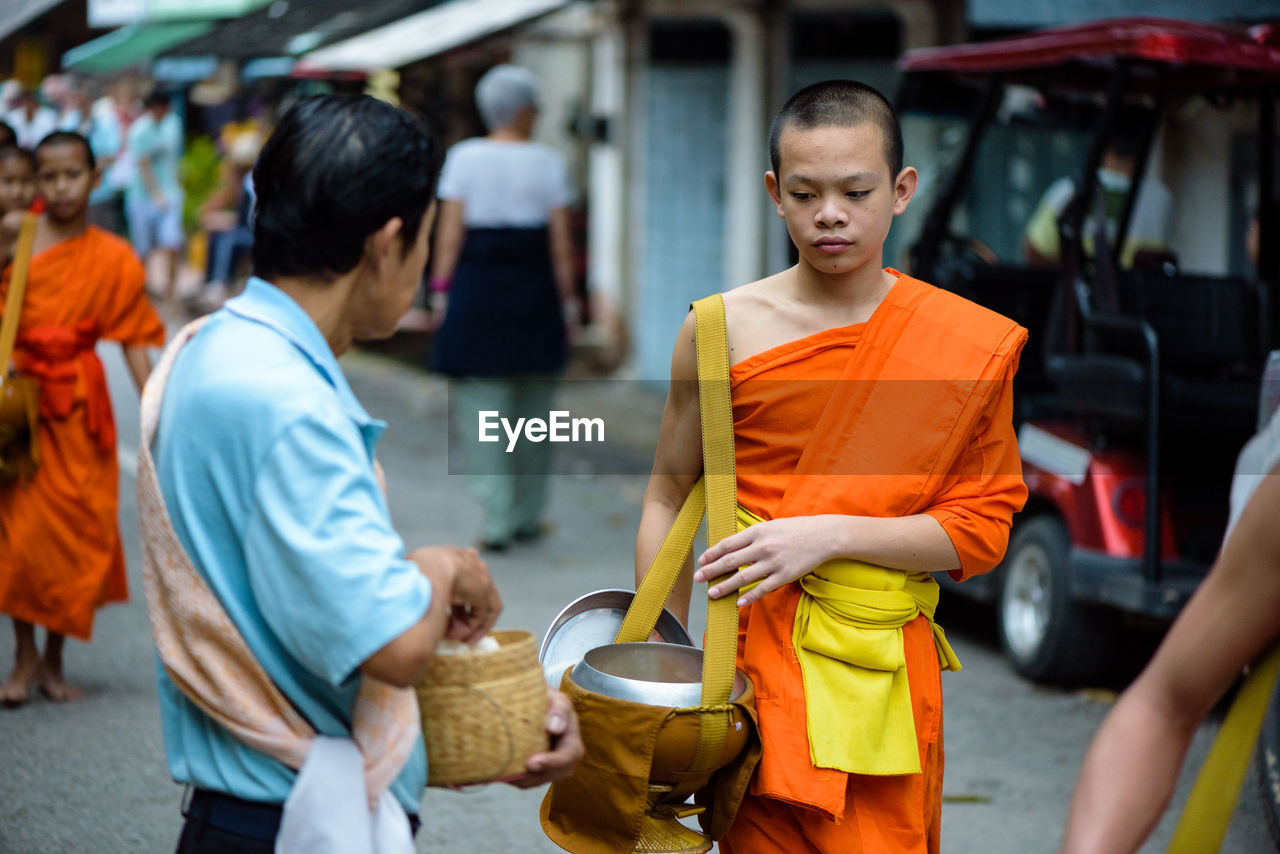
720, 271, 1027, 854
0, 226, 164, 640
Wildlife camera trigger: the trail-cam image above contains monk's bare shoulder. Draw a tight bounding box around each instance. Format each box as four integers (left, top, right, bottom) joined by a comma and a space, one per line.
669, 310, 698, 383
722, 270, 802, 365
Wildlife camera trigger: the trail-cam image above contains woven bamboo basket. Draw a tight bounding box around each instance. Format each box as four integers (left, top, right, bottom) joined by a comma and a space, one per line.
416, 629, 550, 786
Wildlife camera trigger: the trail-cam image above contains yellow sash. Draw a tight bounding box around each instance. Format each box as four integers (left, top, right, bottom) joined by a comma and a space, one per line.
737, 505, 961, 775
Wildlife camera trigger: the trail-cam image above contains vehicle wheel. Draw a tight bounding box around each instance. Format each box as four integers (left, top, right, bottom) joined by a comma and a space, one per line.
997, 517, 1113, 685
1257, 684, 1280, 849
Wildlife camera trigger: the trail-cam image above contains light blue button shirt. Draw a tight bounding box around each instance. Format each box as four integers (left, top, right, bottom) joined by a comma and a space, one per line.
152, 277, 431, 814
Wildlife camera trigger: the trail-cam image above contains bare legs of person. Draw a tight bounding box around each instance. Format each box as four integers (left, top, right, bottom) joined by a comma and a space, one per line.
159, 247, 180, 310
0, 619, 84, 707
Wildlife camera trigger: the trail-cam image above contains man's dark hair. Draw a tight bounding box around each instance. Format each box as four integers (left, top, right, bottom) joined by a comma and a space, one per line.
34, 131, 95, 170
143, 88, 170, 109
251, 95, 443, 282
0, 121, 15, 147
0, 143, 36, 172
769, 80, 903, 180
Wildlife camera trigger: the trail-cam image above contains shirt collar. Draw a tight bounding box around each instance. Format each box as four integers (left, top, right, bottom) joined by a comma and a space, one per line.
223, 277, 379, 430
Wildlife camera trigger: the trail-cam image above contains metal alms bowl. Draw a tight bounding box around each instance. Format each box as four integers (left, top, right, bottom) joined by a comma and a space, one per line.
569, 642, 748, 708
539, 589, 693, 687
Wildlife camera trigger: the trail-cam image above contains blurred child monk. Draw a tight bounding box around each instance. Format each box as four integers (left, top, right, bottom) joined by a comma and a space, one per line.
0, 144, 36, 225
635, 81, 1028, 853
0, 131, 164, 705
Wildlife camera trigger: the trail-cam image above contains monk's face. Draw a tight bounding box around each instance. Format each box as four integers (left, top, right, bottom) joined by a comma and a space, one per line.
36, 142, 97, 224
766, 122, 916, 277
0, 156, 34, 215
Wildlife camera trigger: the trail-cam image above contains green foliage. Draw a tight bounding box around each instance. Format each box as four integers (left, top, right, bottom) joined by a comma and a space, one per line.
180, 135, 222, 234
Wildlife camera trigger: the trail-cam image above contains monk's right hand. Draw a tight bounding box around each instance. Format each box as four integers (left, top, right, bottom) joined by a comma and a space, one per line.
408, 546, 502, 646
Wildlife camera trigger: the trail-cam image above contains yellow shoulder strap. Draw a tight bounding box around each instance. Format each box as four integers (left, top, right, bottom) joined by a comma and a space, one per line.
1167, 642, 1280, 853
0, 213, 39, 374
615, 294, 739, 774
689, 293, 740, 771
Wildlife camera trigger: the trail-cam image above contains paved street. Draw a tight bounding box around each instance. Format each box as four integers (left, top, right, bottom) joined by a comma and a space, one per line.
0, 340, 1272, 853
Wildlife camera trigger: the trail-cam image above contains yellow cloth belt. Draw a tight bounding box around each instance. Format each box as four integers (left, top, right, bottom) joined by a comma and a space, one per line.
737, 505, 961, 776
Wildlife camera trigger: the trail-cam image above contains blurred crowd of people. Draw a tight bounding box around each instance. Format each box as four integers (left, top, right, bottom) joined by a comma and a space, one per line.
0, 72, 264, 317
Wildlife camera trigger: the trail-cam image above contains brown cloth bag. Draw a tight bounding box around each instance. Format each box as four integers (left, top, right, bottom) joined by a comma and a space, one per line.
540, 673, 760, 854
540, 295, 761, 852
0, 214, 40, 482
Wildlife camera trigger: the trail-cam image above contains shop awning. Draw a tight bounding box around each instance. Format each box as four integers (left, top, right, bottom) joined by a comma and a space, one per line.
296, 0, 573, 72
63, 21, 214, 73
0, 0, 65, 43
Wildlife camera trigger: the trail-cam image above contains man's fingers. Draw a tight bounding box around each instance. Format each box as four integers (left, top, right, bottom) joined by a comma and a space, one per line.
545, 688, 571, 735
511, 691, 583, 788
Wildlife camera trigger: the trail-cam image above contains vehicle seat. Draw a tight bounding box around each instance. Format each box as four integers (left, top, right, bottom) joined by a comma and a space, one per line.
1046, 272, 1266, 431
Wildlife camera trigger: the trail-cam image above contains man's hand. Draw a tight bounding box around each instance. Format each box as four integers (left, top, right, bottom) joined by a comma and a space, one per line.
693, 515, 840, 607
408, 546, 502, 645
427, 292, 448, 332
509, 688, 583, 788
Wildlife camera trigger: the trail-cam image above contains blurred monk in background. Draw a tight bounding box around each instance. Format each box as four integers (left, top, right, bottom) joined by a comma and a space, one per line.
0, 130, 164, 705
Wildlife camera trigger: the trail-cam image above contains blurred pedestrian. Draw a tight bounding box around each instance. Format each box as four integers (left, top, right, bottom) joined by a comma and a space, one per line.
142, 94, 580, 852
0, 131, 164, 706
1060, 404, 1280, 853
5, 89, 56, 149
43, 74, 90, 135
196, 128, 260, 310
85, 80, 135, 236
125, 87, 184, 306
430, 64, 577, 551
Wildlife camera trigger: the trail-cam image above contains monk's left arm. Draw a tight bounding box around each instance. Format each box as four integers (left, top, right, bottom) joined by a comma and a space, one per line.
920, 359, 1027, 581
123, 346, 152, 394
697, 361, 1025, 604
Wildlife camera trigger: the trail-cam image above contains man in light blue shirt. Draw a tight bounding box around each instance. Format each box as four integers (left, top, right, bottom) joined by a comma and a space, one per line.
148, 94, 581, 854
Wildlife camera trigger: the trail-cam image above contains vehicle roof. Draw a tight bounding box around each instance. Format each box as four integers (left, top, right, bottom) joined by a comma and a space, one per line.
899, 17, 1280, 81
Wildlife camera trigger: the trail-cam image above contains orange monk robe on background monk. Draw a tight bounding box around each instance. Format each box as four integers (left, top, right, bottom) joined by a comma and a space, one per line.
0, 226, 165, 641
720, 271, 1027, 854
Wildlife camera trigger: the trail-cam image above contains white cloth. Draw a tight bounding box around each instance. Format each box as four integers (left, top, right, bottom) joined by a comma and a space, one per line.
6, 106, 57, 149
437, 138, 572, 228
276, 736, 414, 854
1228, 399, 1280, 536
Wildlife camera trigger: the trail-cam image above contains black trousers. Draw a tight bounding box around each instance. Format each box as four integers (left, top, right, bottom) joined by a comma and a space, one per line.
175, 789, 420, 853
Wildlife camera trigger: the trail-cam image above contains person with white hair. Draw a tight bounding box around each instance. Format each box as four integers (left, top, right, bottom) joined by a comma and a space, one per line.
429, 64, 577, 552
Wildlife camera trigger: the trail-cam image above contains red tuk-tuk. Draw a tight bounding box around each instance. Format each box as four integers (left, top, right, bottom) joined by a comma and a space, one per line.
896, 20, 1280, 837
896, 19, 1279, 680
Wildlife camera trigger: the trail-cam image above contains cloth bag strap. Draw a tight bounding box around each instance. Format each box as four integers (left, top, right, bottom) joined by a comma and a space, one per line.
1167, 642, 1280, 853
615, 294, 739, 774
0, 213, 38, 374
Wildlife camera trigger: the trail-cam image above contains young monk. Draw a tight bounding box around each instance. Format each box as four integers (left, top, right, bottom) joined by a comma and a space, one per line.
635, 81, 1028, 852
0, 131, 164, 705
0, 144, 36, 219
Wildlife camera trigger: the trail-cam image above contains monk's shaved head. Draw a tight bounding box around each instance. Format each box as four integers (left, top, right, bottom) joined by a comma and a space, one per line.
769, 80, 902, 180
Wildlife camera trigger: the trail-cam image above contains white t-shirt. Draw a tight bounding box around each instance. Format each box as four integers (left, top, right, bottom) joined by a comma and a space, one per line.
436, 138, 572, 228
1228, 400, 1280, 536
6, 106, 57, 149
